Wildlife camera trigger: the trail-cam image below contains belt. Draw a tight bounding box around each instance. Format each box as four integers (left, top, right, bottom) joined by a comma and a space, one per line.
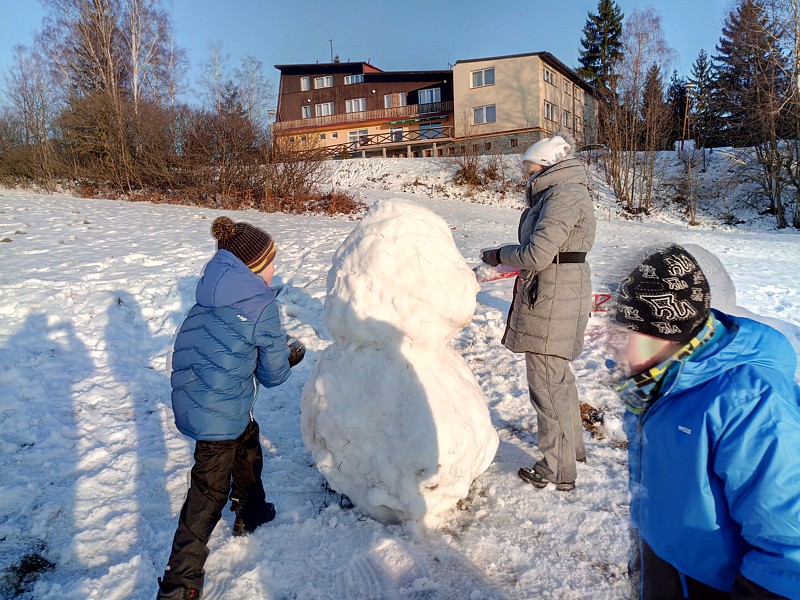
552, 252, 587, 264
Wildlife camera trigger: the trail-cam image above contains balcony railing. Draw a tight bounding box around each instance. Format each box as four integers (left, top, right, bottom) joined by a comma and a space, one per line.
318, 126, 454, 158
272, 101, 453, 132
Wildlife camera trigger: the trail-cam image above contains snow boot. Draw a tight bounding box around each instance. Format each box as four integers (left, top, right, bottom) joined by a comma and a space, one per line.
156, 578, 202, 600
232, 501, 276, 537
518, 467, 575, 492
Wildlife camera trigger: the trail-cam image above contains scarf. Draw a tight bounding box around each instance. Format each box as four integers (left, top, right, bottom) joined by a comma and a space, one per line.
615, 316, 716, 414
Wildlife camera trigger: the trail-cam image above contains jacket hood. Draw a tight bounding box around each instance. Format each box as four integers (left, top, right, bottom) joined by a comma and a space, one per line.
196, 249, 276, 308
670, 310, 797, 395
528, 157, 588, 199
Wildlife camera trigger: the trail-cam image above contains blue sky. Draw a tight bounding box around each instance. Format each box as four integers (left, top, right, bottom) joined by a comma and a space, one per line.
1, 0, 728, 103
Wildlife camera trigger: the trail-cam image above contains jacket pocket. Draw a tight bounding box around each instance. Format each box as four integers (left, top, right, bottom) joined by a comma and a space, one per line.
521, 273, 539, 308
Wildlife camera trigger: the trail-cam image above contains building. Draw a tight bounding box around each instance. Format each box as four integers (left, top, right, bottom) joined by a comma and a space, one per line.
272, 61, 454, 158
272, 52, 596, 158
452, 52, 597, 154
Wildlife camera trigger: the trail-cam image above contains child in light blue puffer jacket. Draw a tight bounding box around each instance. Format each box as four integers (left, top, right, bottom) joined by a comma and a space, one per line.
157, 216, 305, 600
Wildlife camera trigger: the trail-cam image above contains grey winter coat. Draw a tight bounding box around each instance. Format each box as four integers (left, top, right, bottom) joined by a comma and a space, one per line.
498, 158, 596, 359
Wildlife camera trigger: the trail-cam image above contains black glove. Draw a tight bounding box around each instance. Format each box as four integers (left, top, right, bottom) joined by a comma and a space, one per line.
287, 337, 305, 367
481, 248, 502, 267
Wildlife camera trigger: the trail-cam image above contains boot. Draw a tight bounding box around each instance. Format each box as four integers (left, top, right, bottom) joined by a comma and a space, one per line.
156, 577, 202, 600
518, 466, 575, 492
232, 501, 276, 537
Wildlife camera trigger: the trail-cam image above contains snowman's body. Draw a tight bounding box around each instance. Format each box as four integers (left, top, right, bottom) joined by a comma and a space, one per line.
301, 200, 499, 524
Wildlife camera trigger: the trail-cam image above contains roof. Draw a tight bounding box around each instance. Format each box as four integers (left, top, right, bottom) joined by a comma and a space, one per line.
454, 51, 593, 93
274, 61, 383, 74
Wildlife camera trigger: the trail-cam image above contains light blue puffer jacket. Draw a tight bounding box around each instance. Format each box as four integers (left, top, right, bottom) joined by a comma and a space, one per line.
625, 310, 800, 599
171, 250, 291, 441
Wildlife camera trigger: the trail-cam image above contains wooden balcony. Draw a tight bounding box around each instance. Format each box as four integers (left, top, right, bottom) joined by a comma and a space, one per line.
319, 126, 454, 158
272, 101, 453, 133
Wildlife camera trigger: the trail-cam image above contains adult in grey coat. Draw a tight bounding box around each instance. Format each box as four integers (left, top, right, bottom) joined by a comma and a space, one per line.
481, 132, 596, 491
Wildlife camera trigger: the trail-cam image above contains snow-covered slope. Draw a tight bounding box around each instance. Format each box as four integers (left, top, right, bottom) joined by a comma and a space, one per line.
0, 165, 798, 599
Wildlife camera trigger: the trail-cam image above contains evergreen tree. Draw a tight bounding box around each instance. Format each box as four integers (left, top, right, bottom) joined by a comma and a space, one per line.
578, 0, 625, 99
666, 70, 687, 145
688, 49, 716, 150
713, 0, 786, 146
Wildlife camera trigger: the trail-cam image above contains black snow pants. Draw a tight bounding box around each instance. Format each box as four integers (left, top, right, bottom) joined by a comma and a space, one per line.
160, 418, 267, 592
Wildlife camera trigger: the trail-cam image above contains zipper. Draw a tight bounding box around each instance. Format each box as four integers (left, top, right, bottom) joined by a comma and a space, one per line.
633, 360, 687, 599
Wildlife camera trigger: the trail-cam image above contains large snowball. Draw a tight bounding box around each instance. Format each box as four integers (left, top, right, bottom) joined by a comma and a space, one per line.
302, 199, 498, 524
323, 199, 479, 348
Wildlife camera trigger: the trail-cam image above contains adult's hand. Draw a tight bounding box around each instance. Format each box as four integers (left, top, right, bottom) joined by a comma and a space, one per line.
481, 248, 502, 267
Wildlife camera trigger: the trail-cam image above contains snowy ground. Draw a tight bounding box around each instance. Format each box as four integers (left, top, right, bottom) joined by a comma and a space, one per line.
1, 159, 799, 599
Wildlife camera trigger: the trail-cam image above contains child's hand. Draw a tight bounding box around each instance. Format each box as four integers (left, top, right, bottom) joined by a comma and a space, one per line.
287, 337, 306, 367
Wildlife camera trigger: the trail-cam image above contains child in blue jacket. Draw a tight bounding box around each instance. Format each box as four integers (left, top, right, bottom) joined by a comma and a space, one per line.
157, 217, 305, 600
613, 244, 800, 600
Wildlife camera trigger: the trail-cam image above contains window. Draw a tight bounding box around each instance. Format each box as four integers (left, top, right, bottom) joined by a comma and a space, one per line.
563, 109, 571, 128
315, 102, 334, 117
300, 76, 310, 91
344, 74, 364, 85
390, 127, 404, 142
314, 75, 333, 89
471, 67, 495, 88
384, 92, 407, 109
544, 101, 556, 121
484, 142, 492, 151
448, 147, 455, 156
564, 81, 571, 94
419, 122, 443, 139
575, 116, 582, 133
348, 129, 369, 144
543, 67, 554, 84
319, 133, 326, 140
472, 143, 479, 152
332, 132, 338, 138
510, 138, 518, 148
345, 98, 366, 113
473, 104, 496, 125
418, 87, 441, 105
301, 105, 311, 119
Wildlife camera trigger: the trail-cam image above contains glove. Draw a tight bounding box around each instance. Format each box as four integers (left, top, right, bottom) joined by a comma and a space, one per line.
481, 248, 502, 267
287, 336, 305, 367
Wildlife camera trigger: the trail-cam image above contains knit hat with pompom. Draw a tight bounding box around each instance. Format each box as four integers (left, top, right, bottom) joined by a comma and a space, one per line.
211, 216, 275, 273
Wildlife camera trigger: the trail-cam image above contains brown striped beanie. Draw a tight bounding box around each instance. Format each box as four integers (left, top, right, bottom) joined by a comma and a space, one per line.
211, 216, 276, 274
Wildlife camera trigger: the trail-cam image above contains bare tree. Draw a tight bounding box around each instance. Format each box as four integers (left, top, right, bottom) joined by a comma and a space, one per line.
3, 45, 60, 189
120, 0, 169, 116
234, 56, 274, 138
604, 7, 675, 214
198, 41, 229, 112
773, 0, 800, 227
714, 0, 791, 228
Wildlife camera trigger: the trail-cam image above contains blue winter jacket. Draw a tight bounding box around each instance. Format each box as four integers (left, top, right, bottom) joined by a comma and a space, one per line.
625, 310, 800, 599
170, 250, 291, 441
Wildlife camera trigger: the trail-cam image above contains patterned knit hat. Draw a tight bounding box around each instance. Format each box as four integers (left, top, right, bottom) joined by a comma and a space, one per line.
615, 244, 711, 344
211, 216, 275, 273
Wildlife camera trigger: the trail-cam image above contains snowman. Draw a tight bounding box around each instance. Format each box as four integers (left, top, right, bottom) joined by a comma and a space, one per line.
301, 199, 499, 524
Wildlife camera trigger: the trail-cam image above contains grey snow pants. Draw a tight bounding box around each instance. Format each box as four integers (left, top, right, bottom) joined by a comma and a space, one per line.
525, 353, 585, 484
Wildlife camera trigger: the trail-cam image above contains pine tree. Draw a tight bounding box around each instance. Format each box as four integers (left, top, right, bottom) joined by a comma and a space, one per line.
713, 0, 786, 146
578, 0, 625, 99
714, 0, 790, 226
688, 49, 716, 151
665, 70, 687, 146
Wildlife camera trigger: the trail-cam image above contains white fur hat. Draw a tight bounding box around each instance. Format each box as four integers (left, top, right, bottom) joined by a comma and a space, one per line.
522, 135, 572, 167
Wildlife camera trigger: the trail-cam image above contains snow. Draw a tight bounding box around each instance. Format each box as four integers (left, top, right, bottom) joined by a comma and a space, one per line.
1, 155, 799, 599
301, 200, 498, 524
